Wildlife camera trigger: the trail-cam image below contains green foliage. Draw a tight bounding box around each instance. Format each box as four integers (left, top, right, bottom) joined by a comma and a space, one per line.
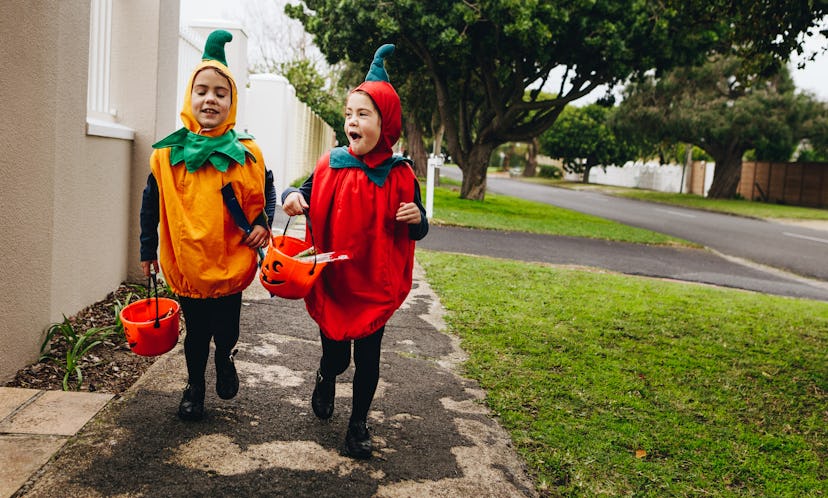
287, 0, 825, 200
278, 58, 349, 145
40, 316, 119, 391
109, 291, 137, 337
614, 57, 827, 198
490, 143, 529, 169
537, 165, 563, 179
796, 143, 828, 162
290, 174, 309, 188
418, 250, 828, 496
539, 104, 638, 177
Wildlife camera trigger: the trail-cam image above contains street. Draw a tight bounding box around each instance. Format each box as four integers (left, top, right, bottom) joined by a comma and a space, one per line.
425, 167, 828, 302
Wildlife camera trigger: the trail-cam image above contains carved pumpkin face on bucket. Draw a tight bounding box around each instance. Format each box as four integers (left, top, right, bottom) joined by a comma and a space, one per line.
260, 235, 327, 299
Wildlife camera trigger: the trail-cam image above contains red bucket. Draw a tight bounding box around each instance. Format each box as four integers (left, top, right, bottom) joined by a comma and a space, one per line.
120, 275, 180, 356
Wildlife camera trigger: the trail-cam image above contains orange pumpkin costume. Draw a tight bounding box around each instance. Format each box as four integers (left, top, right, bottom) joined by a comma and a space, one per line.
142, 31, 267, 299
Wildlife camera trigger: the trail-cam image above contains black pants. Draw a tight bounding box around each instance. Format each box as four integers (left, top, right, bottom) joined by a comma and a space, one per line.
319, 326, 385, 424
178, 293, 242, 388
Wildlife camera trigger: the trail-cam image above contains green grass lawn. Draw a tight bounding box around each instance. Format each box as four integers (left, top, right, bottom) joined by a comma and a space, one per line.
417, 251, 828, 497
421, 178, 827, 495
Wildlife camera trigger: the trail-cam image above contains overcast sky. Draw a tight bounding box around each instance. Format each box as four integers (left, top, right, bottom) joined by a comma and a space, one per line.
180, 0, 828, 102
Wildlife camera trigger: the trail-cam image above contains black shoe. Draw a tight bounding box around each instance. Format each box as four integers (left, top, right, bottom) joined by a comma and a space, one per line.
178, 384, 205, 421
216, 349, 239, 400
311, 369, 335, 419
344, 420, 372, 459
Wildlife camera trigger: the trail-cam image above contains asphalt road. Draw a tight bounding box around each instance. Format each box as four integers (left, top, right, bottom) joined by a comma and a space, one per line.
423, 168, 828, 302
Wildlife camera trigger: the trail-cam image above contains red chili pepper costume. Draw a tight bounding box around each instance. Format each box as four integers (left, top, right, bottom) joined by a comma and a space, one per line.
292, 45, 428, 341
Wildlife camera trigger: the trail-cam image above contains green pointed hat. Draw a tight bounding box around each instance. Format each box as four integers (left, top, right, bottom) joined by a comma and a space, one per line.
203, 30, 233, 67
365, 44, 395, 82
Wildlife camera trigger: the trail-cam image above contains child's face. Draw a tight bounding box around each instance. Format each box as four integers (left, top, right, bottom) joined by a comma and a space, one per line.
344, 91, 382, 156
190, 69, 231, 130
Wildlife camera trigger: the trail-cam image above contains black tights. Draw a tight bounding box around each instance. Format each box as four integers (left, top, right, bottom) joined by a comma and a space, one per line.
319, 326, 385, 424
178, 293, 242, 388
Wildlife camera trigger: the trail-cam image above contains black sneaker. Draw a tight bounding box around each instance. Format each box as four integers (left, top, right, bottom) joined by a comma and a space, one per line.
311, 369, 335, 419
216, 349, 239, 400
344, 420, 372, 459
178, 384, 205, 421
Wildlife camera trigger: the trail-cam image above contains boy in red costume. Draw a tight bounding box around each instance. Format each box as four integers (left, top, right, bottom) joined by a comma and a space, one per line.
140, 30, 274, 421
282, 44, 428, 459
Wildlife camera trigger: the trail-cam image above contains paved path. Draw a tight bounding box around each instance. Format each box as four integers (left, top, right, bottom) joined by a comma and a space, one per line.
10, 265, 537, 497
7, 197, 828, 496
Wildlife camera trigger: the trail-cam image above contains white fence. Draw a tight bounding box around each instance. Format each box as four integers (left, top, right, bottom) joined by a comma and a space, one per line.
246, 74, 336, 197
565, 161, 715, 196
177, 25, 334, 202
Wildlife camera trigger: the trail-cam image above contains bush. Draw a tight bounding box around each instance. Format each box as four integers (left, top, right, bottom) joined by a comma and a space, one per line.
538, 164, 563, 178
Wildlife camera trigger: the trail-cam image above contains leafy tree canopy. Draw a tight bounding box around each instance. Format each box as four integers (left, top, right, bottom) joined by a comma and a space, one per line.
287, 0, 826, 200
539, 104, 638, 183
613, 57, 826, 198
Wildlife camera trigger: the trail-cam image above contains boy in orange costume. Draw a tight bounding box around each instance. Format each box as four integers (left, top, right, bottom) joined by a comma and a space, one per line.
140, 30, 273, 420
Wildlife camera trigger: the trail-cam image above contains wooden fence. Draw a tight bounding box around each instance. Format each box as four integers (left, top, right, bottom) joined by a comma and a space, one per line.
738, 161, 828, 209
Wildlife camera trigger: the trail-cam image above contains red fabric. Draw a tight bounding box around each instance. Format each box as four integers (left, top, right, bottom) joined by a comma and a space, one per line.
306, 152, 417, 341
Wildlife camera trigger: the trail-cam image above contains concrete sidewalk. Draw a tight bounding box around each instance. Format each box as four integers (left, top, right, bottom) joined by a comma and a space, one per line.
0, 389, 112, 498
7, 265, 537, 497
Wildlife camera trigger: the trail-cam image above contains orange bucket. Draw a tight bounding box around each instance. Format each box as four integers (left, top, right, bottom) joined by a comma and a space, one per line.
120, 275, 180, 356
260, 234, 328, 299
260, 214, 350, 299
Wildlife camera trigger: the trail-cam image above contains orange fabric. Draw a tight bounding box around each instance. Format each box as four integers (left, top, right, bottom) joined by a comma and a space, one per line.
152, 58, 265, 298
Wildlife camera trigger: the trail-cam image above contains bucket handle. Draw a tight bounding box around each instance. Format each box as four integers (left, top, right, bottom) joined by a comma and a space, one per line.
280, 209, 319, 275
147, 272, 161, 329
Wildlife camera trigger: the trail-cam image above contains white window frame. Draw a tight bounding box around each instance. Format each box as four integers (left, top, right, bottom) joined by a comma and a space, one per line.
86, 0, 134, 139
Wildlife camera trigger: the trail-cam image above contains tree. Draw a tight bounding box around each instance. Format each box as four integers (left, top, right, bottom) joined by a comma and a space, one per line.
286, 0, 826, 200
614, 57, 824, 198
279, 59, 349, 145
539, 104, 638, 183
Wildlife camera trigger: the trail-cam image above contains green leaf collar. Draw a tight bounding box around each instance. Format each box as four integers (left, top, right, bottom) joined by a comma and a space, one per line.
329, 146, 409, 187
153, 128, 256, 172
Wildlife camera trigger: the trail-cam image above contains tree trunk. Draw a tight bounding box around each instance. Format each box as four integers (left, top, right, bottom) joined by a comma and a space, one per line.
524, 137, 539, 177
458, 143, 496, 200
503, 143, 517, 172
583, 164, 593, 184
432, 119, 444, 157
706, 150, 744, 199
403, 116, 428, 177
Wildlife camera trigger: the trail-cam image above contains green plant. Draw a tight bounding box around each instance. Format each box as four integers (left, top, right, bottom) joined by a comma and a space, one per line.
40, 316, 119, 391
109, 291, 136, 336
537, 164, 562, 179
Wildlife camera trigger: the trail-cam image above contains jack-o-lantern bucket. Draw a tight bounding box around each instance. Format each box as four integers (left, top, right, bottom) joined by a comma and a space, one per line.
120, 274, 180, 356
260, 214, 348, 299
260, 233, 327, 299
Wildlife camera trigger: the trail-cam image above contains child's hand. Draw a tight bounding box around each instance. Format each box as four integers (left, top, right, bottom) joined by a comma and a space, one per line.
244, 225, 270, 249
141, 260, 159, 277
282, 192, 308, 217
396, 202, 422, 224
